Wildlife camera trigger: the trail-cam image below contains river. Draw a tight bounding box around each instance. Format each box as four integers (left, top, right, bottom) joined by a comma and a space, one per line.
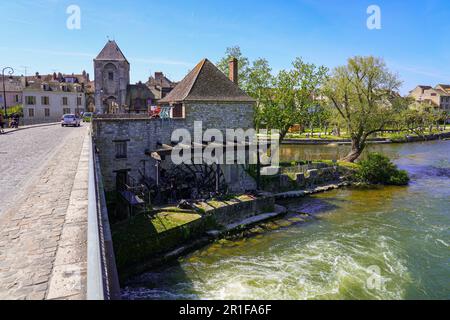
122, 141, 450, 300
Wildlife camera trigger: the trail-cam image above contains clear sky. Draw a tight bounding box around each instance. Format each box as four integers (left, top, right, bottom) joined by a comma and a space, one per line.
1, 0, 450, 94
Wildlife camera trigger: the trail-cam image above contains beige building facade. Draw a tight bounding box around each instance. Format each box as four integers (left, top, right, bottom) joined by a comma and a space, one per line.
409, 84, 450, 111
23, 81, 86, 125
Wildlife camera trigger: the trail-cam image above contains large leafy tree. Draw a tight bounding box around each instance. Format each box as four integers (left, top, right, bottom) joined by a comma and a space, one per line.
323, 56, 402, 162
246, 58, 273, 131
218, 48, 328, 141
217, 46, 251, 91
264, 58, 328, 141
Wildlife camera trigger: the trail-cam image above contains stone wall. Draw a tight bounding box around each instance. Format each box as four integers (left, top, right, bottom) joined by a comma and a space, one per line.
209, 196, 275, 226
92, 101, 256, 193
262, 165, 342, 192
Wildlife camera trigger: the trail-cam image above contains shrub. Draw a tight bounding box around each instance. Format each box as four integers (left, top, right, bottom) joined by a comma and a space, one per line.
357, 153, 410, 186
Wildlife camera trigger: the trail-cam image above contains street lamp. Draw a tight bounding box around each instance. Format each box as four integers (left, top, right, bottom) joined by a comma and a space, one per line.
2, 67, 14, 119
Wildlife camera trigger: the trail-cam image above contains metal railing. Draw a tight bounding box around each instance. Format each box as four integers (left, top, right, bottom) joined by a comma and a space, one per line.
87, 133, 121, 300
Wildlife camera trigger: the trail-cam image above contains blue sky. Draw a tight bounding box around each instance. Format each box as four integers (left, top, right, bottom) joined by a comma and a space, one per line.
1, 0, 450, 94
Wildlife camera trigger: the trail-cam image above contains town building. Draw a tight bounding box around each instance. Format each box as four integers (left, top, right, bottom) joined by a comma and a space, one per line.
22, 77, 86, 125
146, 72, 177, 103
126, 82, 155, 114
409, 84, 450, 111
0, 76, 23, 110
94, 40, 130, 114
93, 55, 257, 202
94, 41, 177, 114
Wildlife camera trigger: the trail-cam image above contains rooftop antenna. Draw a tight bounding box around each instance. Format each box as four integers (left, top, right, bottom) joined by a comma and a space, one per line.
20, 66, 29, 77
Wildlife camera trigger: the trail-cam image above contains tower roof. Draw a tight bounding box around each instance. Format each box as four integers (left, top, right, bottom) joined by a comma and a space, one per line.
159, 59, 255, 104
95, 40, 128, 63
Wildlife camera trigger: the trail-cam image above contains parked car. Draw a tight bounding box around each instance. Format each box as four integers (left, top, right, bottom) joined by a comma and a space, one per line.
83, 112, 93, 122
61, 114, 81, 127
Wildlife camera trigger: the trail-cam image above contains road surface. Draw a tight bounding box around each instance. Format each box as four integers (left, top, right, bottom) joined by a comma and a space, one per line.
0, 124, 89, 300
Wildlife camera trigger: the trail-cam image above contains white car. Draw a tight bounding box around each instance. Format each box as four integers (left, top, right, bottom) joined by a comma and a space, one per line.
61, 114, 81, 127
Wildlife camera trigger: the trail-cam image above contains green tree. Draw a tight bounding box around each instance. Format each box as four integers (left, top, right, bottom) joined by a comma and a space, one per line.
246, 58, 274, 131
358, 153, 410, 186
401, 102, 437, 137
217, 46, 251, 91
323, 56, 402, 162
263, 58, 328, 141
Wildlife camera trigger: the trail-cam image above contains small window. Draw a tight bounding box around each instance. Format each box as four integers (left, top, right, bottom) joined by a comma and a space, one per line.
15, 95, 19, 103
28, 108, 35, 117
115, 141, 128, 159
26, 96, 36, 105
77, 97, 82, 106
44, 108, 50, 117
172, 104, 185, 119
108, 72, 114, 81
41, 96, 49, 105
62, 97, 68, 106
63, 108, 71, 114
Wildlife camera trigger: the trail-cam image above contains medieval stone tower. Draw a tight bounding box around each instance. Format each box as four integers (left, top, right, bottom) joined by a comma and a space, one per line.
94, 40, 130, 113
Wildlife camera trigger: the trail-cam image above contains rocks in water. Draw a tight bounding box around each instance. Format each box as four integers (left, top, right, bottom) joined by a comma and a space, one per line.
178, 200, 195, 210
296, 173, 306, 187
307, 169, 319, 178
280, 174, 291, 188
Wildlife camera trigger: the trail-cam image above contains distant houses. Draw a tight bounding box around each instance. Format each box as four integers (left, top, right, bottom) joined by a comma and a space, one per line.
409, 84, 450, 112
0, 76, 23, 110
1, 40, 179, 125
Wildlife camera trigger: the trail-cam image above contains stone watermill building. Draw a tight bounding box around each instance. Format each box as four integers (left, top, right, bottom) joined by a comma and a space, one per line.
92, 42, 258, 211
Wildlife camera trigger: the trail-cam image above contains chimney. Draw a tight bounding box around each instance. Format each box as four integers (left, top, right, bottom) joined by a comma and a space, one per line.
229, 58, 238, 85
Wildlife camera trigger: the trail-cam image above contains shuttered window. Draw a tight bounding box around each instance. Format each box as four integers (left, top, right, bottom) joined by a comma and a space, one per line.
172, 104, 184, 119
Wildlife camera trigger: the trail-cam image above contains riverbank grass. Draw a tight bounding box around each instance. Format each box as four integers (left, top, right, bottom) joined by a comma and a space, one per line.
111, 194, 263, 274
194, 194, 256, 212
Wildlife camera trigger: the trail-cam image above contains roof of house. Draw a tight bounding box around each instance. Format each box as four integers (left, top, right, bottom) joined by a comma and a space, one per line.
95, 40, 129, 63
159, 58, 255, 104
127, 82, 156, 100
146, 72, 177, 89
24, 79, 84, 93
436, 84, 450, 92
0, 77, 23, 92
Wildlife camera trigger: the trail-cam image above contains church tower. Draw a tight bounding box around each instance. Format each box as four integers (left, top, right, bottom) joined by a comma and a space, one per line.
94, 40, 130, 113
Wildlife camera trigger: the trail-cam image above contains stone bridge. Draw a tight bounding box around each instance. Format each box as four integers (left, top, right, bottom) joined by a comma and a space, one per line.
0, 124, 119, 300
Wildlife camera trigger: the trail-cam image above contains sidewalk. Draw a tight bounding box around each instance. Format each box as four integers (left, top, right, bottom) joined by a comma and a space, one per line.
1, 122, 60, 135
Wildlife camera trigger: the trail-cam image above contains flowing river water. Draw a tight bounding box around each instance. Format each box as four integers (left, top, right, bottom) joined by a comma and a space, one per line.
123, 141, 450, 300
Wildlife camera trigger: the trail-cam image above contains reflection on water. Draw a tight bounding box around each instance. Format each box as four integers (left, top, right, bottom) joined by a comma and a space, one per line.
123, 141, 450, 300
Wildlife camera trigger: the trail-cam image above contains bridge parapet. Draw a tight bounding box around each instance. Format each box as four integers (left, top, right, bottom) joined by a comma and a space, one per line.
87, 131, 121, 300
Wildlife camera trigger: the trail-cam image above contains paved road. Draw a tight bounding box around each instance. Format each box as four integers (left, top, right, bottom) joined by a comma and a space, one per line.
0, 125, 80, 216
0, 125, 89, 300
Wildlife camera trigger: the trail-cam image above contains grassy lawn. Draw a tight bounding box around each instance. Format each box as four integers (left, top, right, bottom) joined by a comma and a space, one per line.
152, 208, 202, 234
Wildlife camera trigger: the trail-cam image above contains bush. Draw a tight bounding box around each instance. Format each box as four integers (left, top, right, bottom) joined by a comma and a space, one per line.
357, 153, 410, 186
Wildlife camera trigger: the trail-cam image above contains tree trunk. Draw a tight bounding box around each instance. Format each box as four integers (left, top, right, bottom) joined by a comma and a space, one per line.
279, 128, 289, 142
341, 137, 364, 163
